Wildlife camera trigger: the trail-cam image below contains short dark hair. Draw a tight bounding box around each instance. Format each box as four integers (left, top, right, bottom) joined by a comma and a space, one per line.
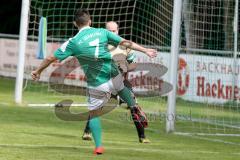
74, 9, 91, 26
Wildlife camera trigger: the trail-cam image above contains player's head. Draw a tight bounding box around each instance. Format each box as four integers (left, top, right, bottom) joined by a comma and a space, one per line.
74, 9, 91, 28
106, 21, 119, 35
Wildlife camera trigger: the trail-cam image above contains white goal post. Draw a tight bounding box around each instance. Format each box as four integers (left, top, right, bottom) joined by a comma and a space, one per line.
166, 0, 183, 133
15, 0, 30, 104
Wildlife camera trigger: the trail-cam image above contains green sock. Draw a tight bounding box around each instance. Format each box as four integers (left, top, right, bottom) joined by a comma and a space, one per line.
89, 117, 102, 147
118, 87, 136, 107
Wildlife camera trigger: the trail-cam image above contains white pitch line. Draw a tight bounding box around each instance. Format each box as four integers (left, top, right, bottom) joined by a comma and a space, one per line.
28, 103, 117, 108
175, 132, 240, 146
0, 102, 11, 106
193, 136, 240, 146
28, 103, 89, 107
175, 132, 240, 137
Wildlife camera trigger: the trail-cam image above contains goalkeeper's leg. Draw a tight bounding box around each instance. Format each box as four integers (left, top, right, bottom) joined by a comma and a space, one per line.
118, 86, 148, 126
118, 87, 149, 142
112, 74, 149, 141
130, 106, 150, 143
82, 118, 92, 141
120, 80, 147, 139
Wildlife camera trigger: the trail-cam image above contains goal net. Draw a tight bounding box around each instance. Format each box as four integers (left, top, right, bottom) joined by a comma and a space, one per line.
20, 0, 240, 135
177, 0, 240, 135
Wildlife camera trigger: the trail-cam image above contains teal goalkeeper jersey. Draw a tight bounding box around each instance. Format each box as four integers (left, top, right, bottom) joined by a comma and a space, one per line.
54, 27, 122, 87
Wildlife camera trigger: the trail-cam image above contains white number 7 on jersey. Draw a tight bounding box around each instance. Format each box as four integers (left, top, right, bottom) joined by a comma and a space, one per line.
89, 38, 99, 59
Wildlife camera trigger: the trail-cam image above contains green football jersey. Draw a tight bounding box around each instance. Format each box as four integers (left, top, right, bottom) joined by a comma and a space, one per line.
54, 27, 122, 87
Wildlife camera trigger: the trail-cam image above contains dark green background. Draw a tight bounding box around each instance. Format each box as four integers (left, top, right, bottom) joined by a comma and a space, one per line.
0, 0, 21, 34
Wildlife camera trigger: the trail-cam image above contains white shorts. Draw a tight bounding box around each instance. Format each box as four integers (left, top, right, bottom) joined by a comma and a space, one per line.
87, 74, 124, 110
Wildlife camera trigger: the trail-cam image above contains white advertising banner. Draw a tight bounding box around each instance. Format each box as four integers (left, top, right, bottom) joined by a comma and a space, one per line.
0, 38, 86, 86
177, 54, 239, 104
0, 38, 237, 104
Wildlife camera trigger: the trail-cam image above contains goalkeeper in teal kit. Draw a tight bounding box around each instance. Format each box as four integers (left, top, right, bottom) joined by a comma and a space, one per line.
31, 9, 157, 155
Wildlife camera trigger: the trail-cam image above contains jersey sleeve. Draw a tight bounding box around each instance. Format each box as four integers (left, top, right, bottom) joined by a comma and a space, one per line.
105, 29, 122, 46
54, 38, 74, 61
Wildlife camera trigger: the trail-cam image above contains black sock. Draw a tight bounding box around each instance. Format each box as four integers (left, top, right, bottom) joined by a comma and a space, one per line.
84, 119, 91, 133
130, 109, 145, 138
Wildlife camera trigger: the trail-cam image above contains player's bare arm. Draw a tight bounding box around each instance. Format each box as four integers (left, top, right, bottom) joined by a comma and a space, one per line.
31, 54, 57, 81
119, 39, 157, 58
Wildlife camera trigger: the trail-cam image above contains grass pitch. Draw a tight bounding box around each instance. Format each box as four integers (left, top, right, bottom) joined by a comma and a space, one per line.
0, 77, 240, 160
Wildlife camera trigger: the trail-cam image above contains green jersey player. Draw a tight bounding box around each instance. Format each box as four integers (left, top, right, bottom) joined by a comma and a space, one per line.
82, 21, 150, 144
31, 9, 157, 155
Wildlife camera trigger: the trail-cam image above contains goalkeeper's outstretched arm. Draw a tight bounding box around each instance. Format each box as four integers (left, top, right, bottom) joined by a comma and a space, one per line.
31, 54, 57, 81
